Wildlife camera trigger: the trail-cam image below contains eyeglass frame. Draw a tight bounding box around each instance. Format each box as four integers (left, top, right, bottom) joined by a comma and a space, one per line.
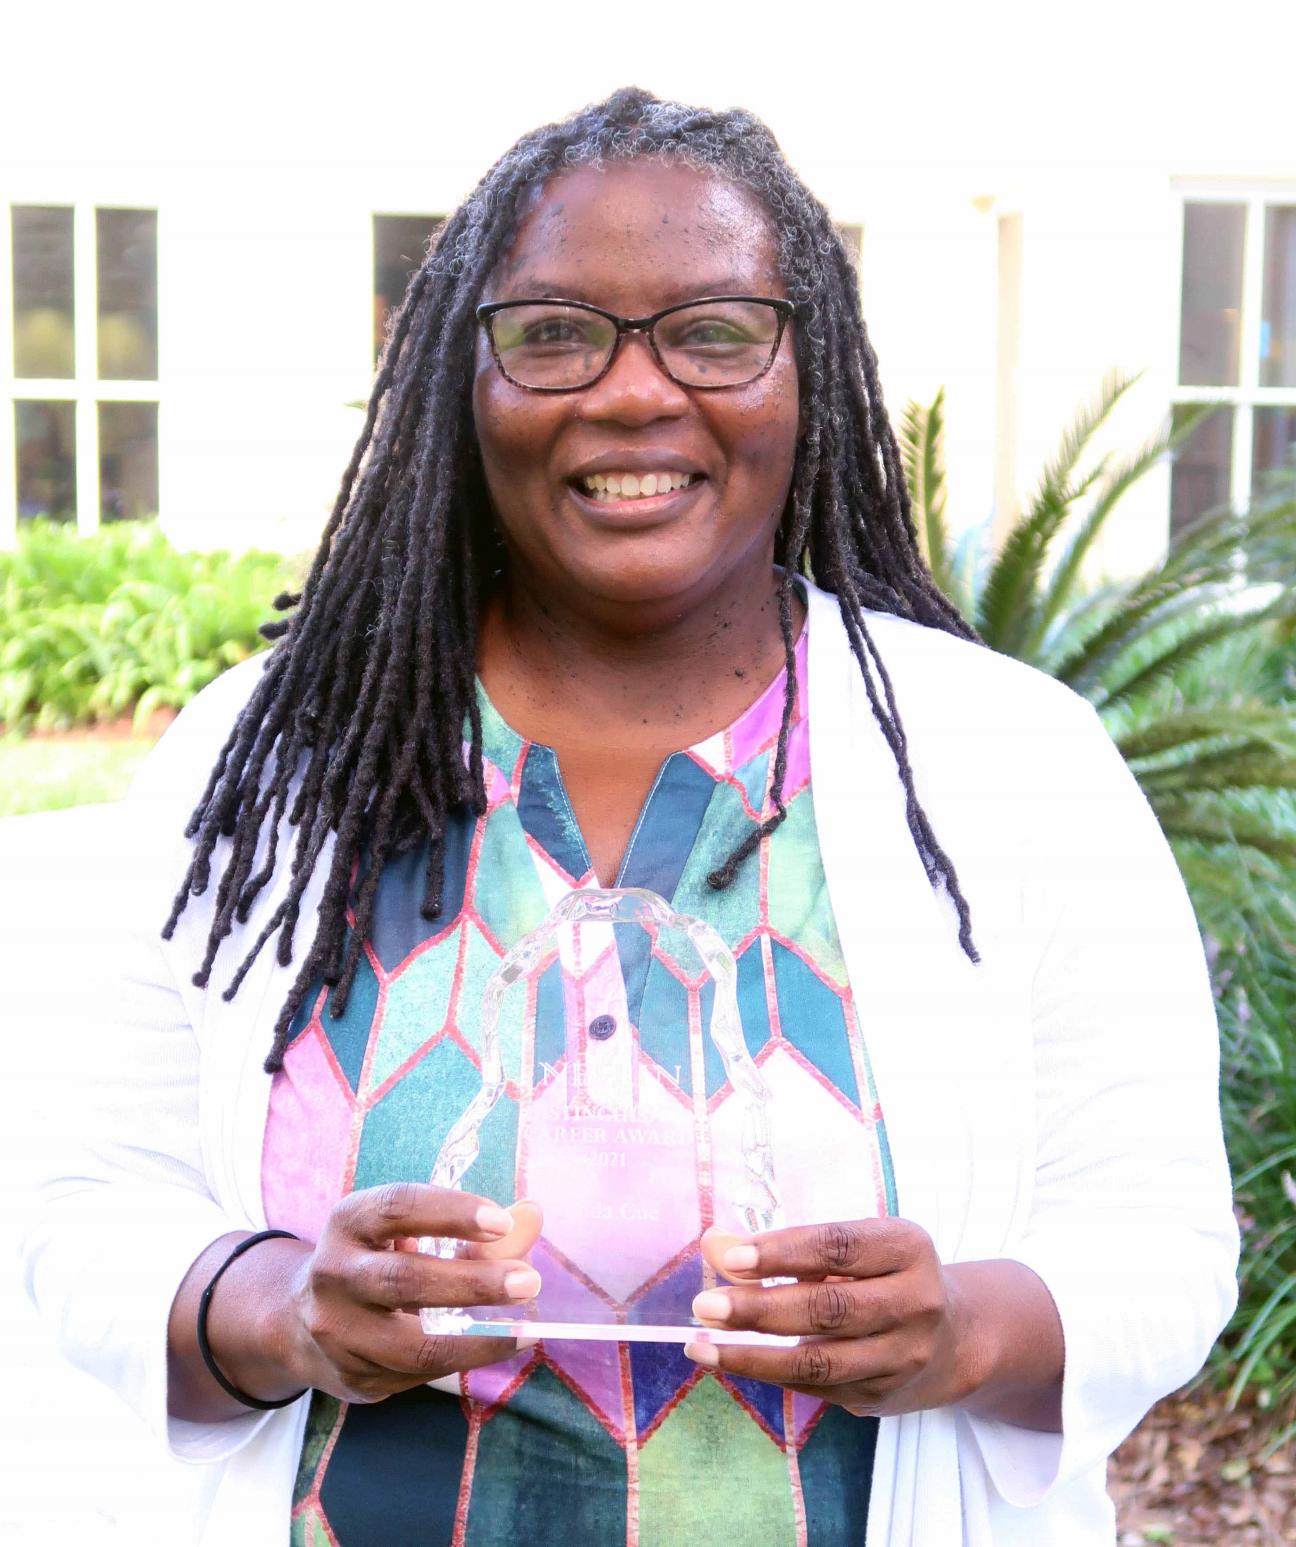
475, 294, 798, 393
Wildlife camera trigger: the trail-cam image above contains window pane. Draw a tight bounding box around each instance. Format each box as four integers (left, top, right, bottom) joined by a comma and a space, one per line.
373, 214, 443, 360
99, 401, 159, 521
1260, 205, 1296, 389
1170, 405, 1233, 533
15, 400, 76, 521
1178, 203, 1245, 387
12, 206, 75, 378
97, 208, 158, 380
1252, 406, 1296, 496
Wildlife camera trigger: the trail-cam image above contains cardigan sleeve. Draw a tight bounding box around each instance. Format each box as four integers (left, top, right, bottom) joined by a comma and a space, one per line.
18, 662, 290, 1463
963, 694, 1240, 1506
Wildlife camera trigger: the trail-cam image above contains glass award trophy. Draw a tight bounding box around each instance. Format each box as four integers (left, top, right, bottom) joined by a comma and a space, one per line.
419, 887, 791, 1344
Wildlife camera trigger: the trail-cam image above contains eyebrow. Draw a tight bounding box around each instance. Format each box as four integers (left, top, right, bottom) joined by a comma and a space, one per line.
497, 277, 775, 307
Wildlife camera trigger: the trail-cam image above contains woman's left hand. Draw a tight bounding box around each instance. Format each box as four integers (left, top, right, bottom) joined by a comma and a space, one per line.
685, 1218, 981, 1419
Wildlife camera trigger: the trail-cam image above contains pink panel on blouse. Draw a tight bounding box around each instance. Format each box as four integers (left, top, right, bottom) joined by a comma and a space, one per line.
261, 1024, 355, 1241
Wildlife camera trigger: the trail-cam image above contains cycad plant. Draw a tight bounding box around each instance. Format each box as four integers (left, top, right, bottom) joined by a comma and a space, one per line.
900, 374, 1296, 866
901, 375, 1296, 1436
1211, 806, 1296, 1451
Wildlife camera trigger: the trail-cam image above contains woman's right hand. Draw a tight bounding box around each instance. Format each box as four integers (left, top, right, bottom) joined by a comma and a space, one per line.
169, 1182, 540, 1420
279, 1181, 541, 1403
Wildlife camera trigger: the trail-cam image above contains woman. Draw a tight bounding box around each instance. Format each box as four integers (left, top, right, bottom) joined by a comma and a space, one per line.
24, 90, 1237, 1545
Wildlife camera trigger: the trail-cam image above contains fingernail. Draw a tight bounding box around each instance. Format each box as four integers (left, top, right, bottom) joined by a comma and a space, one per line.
476, 1204, 513, 1236
515, 1335, 540, 1351
692, 1290, 731, 1323
684, 1340, 719, 1367
504, 1267, 542, 1301
722, 1244, 759, 1272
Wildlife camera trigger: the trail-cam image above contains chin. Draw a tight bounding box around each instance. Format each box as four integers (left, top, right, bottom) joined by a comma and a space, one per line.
508, 519, 777, 622
580, 562, 705, 609
556, 549, 732, 619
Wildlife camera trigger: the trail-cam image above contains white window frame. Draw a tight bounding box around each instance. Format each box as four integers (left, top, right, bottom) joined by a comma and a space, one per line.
0, 202, 160, 546
1172, 182, 1296, 514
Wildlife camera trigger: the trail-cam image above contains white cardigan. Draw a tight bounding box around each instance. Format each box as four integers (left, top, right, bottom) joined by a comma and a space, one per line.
21, 580, 1239, 1546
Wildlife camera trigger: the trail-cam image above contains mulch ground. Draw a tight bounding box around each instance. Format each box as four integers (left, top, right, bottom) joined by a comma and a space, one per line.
1110, 1388, 1296, 1544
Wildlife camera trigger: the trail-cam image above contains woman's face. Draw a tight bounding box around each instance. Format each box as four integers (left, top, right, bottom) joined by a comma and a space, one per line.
471, 160, 800, 620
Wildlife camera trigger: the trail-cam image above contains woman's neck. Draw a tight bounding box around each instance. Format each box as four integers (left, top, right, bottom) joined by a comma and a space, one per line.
476, 566, 804, 756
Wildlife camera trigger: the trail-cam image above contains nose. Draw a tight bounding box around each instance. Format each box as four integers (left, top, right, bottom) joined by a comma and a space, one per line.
576, 329, 690, 427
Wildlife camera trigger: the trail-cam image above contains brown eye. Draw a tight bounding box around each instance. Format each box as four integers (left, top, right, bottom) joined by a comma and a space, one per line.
673, 320, 752, 349
519, 317, 591, 349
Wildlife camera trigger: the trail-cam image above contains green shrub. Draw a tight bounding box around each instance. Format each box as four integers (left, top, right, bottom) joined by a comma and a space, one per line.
0, 520, 297, 730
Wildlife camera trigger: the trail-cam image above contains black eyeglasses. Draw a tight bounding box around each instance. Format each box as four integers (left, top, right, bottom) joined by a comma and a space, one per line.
476, 295, 796, 392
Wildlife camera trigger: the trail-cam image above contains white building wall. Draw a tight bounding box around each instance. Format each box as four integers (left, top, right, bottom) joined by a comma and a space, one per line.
2, 0, 1293, 576
159, 169, 375, 553
995, 166, 1184, 579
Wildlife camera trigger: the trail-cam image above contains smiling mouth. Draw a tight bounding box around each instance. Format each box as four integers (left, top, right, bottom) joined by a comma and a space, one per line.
575, 471, 700, 502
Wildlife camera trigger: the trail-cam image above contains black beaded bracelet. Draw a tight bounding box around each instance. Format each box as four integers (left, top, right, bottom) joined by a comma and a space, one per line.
195, 1228, 308, 1411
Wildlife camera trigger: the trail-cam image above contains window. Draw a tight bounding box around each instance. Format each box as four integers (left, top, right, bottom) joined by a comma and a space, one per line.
373, 213, 445, 362
3, 204, 160, 537
1171, 192, 1296, 532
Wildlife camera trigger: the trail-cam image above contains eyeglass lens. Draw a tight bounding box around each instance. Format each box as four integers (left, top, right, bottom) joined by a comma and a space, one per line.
488, 300, 783, 389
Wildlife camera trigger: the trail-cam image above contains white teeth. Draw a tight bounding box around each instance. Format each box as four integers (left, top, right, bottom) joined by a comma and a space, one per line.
580, 471, 695, 499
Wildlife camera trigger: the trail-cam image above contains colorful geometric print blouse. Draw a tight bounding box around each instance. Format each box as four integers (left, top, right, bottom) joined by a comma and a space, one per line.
263, 621, 898, 1547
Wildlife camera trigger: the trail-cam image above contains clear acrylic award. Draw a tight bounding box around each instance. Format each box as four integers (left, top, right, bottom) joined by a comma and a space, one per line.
419, 887, 792, 1344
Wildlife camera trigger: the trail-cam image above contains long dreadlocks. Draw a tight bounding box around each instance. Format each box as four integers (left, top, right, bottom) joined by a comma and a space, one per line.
164, 88, 983, 1072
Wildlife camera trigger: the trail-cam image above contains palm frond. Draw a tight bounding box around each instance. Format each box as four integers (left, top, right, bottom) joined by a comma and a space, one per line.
976, 459, 1110, 651
1158, 491, 1296, 584
1135, 751, 1296, 797
1116, 706, 1296, 760
900, 390, 965, 611
1171, 842, 1295, 924
1050, 488, 1296, 696
1052, 578, 1241, 695
976, 372, 1134, 651
1029, 368, 1137, 516
1032, 580, 1127, 673
1022, 405, 1217, 664
1149, 795, 1296, 861
1096, 592, 1296, 713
